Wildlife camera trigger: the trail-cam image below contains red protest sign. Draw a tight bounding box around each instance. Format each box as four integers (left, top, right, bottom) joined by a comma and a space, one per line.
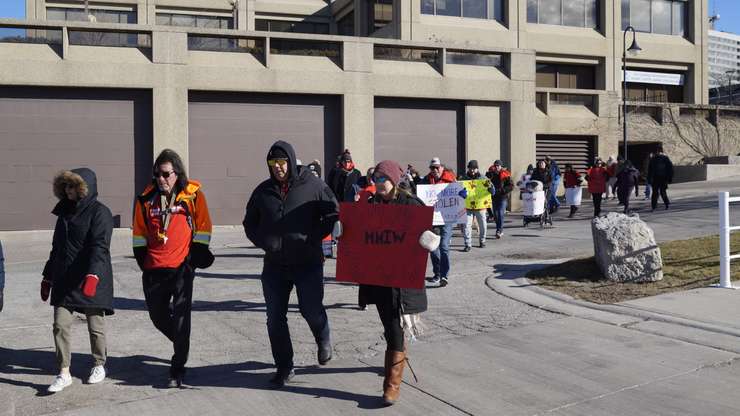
336, 202, 434, 289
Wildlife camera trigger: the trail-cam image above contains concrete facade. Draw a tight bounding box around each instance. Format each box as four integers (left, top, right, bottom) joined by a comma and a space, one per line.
0, 1, 709, 225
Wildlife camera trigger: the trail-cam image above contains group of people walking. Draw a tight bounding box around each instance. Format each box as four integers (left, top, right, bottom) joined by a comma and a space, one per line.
20, 140, 675, 406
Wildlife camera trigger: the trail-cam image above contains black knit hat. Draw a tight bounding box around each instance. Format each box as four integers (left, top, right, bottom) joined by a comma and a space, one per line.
467, 160, 479, 169
268, 147, 289, 160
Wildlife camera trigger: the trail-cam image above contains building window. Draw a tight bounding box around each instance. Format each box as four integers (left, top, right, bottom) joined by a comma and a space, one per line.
621, 0, 686, 37
626, 83, 683, 102
368, 0, 394, 33
527, 0, 599, 29
255, 19, 330, 34
47, 6, 137, 24
536, 63, 596, 89
422, 0, 505, 22
156, 13, 233, 29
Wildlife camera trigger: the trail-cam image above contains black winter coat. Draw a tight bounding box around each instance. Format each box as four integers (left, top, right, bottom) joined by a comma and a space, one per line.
530, 168, 552, 189
616, 166, 640, 198
328, 167, 361, 202
647, 154, 674, 184
357, 190, 428, 315
243, 141, 339, 266
43, 168, 114, 315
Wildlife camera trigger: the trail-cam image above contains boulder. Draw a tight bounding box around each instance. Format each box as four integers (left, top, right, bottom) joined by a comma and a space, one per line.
591, 212, 663, 282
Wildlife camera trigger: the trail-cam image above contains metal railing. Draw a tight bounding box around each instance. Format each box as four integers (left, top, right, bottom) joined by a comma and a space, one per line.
718, 192, 740, 289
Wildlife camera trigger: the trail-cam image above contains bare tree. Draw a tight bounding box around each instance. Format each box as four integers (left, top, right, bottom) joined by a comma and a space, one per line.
666, 107, 726, 160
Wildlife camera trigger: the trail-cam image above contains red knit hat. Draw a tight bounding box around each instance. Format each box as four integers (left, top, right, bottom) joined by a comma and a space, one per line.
374, 160, 404, 186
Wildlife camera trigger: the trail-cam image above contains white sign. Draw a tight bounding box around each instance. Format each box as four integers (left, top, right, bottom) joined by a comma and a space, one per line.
417, 183, 467, 226
625, 70, 684, 86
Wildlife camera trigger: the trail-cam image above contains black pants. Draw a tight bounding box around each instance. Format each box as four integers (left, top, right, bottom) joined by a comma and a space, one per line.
651, 181, 670, 210
618, 189, 632, 213
142, 262, 194, 377
261, 263, 330, 371
374, 289, 405, 352
592, 193, 603, 217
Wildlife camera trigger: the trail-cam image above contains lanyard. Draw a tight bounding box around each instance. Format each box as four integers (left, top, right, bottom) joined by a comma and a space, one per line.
158, 192, 177, 244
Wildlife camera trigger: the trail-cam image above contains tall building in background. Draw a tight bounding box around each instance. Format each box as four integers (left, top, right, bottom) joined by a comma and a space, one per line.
708, 29, 740, 89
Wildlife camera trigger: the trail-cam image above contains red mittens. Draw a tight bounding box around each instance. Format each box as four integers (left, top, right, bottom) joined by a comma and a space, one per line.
82, 274, 99, 298
40, 280, 52, 302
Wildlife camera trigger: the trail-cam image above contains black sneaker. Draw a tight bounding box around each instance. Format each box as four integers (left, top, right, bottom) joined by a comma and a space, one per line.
479, 241, 486, 248
426, 275, 440, 283
318, 340, 332, 365
463, 246, 471, 252
269, 368, 295, 388
439, 277, 448, 287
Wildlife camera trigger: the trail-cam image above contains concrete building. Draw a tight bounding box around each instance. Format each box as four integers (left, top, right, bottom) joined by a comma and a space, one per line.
0, 0, 709, 230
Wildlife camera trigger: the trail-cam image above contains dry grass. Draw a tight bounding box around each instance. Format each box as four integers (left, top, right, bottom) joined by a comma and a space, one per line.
527, 233, 740, 304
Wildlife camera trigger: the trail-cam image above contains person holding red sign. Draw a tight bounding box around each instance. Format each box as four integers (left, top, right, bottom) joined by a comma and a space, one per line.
42, 168, 114, 393
341, 160, 439, 406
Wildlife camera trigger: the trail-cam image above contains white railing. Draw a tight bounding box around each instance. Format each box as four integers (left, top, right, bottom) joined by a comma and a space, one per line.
719, 192, 740, 289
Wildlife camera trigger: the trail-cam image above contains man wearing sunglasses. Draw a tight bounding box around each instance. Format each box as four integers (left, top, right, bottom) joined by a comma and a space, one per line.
243, 140, 339, 388
133, 149, 213, 388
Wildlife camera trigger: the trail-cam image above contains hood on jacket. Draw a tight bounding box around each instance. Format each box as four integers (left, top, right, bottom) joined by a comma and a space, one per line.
266, 140, 299, 184
53, 168, 98, 202
52, 168, 99, 216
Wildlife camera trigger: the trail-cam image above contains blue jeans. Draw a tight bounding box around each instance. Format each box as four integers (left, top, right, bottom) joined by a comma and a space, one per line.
430, 223, 453, 278
493, 198, 507, 233
261, 263, 330, 370
549, 179, 561, 209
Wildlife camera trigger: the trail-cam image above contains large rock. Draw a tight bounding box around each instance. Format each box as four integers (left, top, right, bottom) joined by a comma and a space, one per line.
591, 213, 663, 282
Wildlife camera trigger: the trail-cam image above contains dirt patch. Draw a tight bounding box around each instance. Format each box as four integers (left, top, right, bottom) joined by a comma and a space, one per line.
527, 233, 740, 304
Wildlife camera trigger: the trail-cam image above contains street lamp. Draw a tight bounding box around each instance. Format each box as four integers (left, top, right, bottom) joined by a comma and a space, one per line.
622, 26, 642, 162
726, 70, 736, 105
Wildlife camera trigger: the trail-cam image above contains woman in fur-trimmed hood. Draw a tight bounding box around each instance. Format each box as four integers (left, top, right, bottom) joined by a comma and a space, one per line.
42, 168, 114, 393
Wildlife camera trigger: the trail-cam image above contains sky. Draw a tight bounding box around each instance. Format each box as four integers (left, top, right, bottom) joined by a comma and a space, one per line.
0, 0, 738, 33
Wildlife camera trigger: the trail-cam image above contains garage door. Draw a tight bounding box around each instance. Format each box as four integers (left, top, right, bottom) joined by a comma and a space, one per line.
536, 135, 595, 172
189, 92, 341, 225
0, 88, 152, 231
374, 98, 464, 175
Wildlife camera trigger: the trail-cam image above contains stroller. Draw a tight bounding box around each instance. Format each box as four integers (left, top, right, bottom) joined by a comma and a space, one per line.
522, 180, 553, 228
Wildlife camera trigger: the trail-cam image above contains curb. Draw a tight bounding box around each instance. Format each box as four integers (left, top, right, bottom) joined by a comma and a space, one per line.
486, 262, 740, 349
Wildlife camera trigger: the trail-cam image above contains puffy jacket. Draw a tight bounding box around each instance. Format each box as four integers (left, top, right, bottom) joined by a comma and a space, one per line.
243, 141, 339, 266
586, 167, 609, 194
43, 169, 114, 315
616, 166, 640, 196
358, 190, 428, 314
133, 180, 212, 270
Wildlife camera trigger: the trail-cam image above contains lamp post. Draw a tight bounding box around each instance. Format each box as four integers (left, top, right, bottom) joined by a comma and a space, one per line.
726, 70, 736, 106
622, 26, 642, 162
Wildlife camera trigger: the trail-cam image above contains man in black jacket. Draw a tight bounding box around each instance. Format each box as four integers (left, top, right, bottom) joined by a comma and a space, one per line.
243, 140, 339, 388
647, 145, 674, 211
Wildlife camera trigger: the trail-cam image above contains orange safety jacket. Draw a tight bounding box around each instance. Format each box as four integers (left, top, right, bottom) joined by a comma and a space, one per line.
132, 180, 212, 270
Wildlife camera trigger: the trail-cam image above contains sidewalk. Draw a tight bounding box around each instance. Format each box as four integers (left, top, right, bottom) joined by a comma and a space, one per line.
2, 178, 740, 415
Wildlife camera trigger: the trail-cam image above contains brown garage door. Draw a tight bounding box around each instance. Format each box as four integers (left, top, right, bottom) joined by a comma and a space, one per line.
536, 135, 595, 172
374, 98, 464, 175
188, 92, 341, 225
0, 87, 152, 231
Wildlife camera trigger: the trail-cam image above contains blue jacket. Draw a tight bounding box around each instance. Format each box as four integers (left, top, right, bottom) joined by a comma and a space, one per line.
549, 161, 562, 182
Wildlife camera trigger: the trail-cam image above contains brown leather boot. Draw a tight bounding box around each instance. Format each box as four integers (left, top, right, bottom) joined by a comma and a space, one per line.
382, 350, 405, 405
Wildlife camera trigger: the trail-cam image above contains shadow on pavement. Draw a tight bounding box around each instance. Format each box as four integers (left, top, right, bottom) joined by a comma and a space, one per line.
113, 297, 274, 313
195, 271, 262, 280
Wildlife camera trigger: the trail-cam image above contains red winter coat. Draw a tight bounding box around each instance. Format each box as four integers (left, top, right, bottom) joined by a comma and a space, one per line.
586, 167, 609, 194
423, 169, 456, 184
564, 170, 582, 188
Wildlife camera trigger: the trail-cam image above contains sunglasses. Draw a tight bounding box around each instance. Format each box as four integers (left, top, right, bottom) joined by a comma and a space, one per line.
429, 166, 441, 170
153, 170, 175, 179
373, 175, 389, 184
267, 158, 289, 167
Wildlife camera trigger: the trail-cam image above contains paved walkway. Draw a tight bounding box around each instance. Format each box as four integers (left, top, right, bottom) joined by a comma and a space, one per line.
1, 178, 740, 415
